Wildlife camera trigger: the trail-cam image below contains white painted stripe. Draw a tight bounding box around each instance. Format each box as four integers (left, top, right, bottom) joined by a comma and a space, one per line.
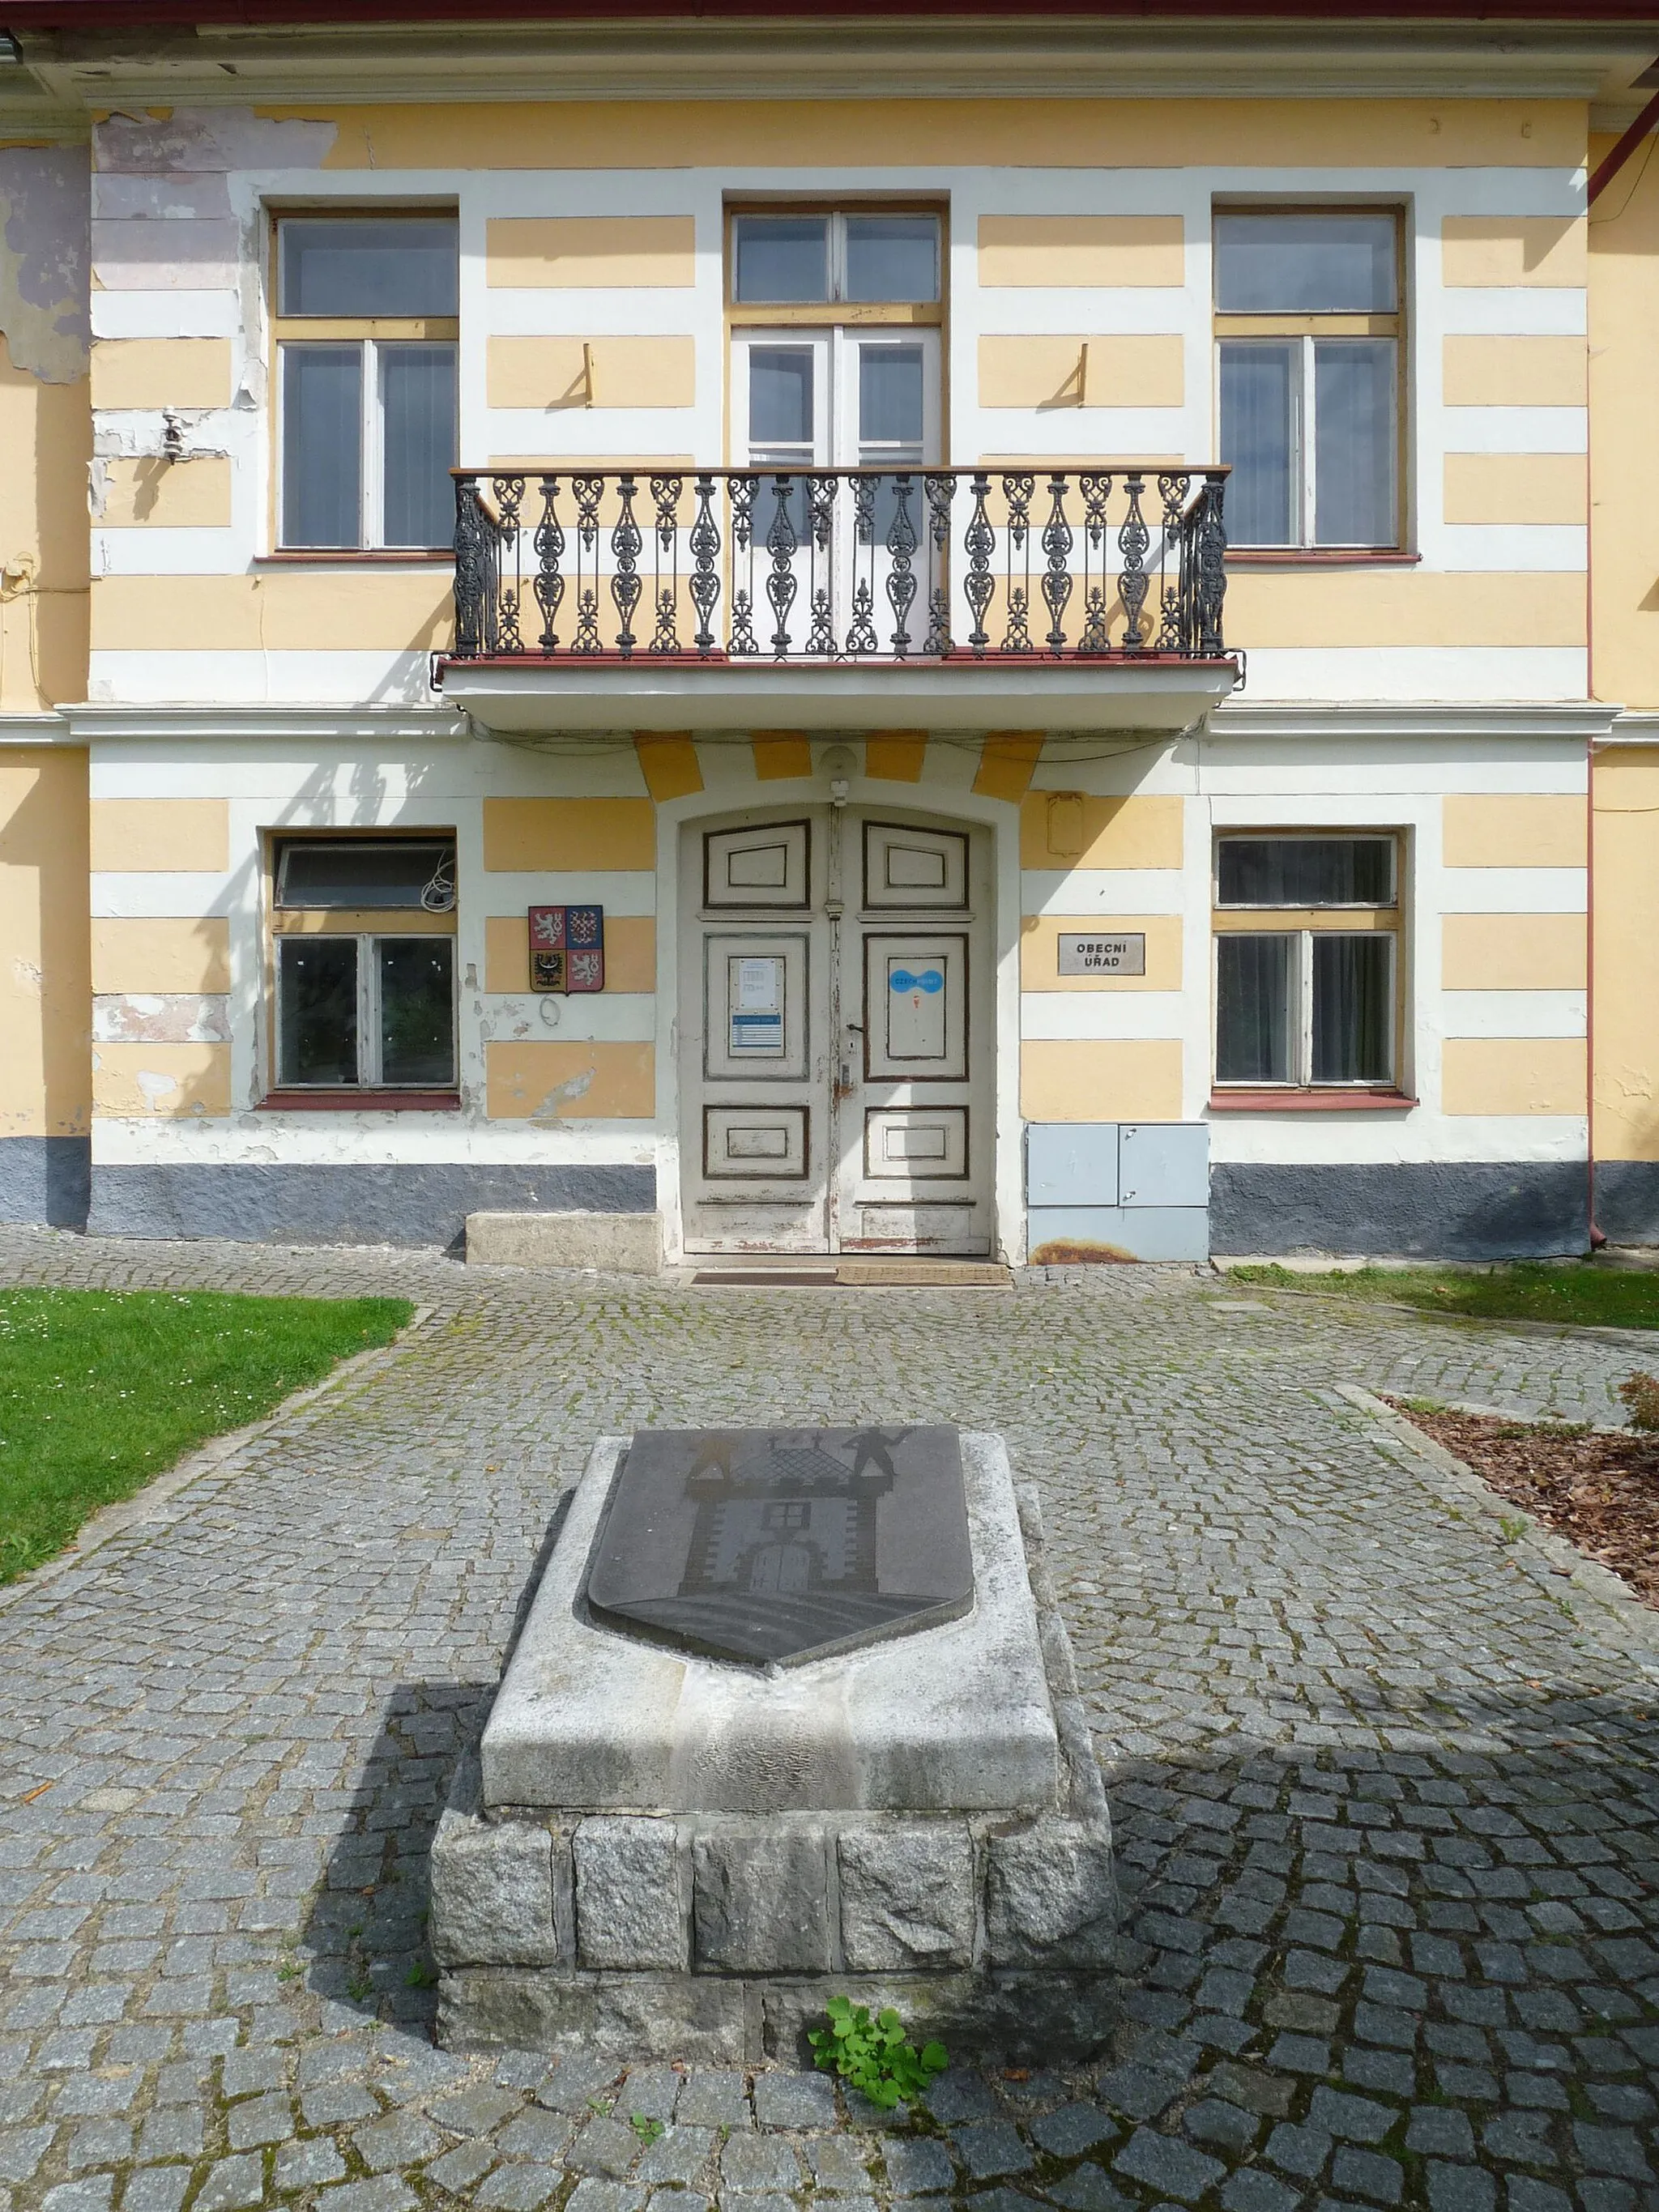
476, 871, 657, 914
93, 529, 242, 576
1439, 989, 1585, 1038
970, 290, 1189, 335
91, 289, 240, 339
1020, 992, 1187, 1041
1207, 1114, 1586, 1167
1438, 288, 1586, 337
87, 651, 437, 705
1021, 869, 1185, 917
1430, 524, 1586, 573
91, 1115, 657, 1167
1439, 867, 1587, 914
482, 994, 655, 1042
1235, 647, 1586, 704
484, 292, 711, 337
1436, 407, 1586, 454
92, 872, 238, 918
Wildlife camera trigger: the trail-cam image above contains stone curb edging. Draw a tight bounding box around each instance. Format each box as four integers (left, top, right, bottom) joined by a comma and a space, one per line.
0, 1301, 439, 1621
1337, 1381, 1659, 1677
1233, 1278, 1659, 1352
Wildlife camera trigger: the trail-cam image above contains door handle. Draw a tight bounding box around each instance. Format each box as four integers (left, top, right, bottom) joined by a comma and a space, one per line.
846, 1022, 864, 1034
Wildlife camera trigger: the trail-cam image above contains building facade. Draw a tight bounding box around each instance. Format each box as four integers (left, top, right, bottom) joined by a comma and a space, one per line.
1, 2, 1657, 1264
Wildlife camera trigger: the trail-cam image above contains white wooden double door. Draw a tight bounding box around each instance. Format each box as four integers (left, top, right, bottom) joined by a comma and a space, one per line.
679, 807, 994, 1255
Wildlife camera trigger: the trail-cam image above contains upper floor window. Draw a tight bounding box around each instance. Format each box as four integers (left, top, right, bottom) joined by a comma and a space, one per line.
275, 215, 458, 552
1215, 211, 1401, 551
731, 211, 940, 308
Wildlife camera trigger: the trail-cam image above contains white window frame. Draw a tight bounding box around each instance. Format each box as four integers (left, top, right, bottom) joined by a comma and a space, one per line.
731, 327, 942, 471
1212, 832, 1401, 1092
730, 210, 942, 309
275, 931, 458, 1090
276, 337, 458, 552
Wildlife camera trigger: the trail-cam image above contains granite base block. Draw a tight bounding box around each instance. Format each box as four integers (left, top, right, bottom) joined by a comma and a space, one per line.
432, 1433, 1116, 2063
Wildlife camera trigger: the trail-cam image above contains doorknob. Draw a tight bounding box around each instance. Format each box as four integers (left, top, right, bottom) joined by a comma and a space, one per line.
846, 1022, 864, 1034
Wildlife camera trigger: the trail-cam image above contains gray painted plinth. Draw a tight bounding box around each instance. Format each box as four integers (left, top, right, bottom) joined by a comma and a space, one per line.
87, 1160, 655, 1249
1211, 1158, 1589, 1259
432, 1433, 1115, 2063
0, 1134, 90, 1228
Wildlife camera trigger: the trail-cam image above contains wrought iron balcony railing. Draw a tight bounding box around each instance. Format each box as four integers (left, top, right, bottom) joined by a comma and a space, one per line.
448, 466, 1229, 667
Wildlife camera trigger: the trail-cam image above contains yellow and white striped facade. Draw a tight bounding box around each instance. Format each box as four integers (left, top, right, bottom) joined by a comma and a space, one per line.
2, 19, 1656, 1261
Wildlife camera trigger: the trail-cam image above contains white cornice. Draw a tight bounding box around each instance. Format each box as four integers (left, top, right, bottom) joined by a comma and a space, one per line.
1209, 700, 1620, 743
0, 710, 75, 745
6, 21, 1648, 109
64, 703, 470, 744
1602, 709, 1659, 744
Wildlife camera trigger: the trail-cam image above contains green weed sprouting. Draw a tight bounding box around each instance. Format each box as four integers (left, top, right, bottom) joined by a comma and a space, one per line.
807, 1997, 947, 2110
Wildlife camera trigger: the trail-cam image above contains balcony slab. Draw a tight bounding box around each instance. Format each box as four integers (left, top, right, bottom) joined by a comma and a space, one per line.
434, 656, 1239, 735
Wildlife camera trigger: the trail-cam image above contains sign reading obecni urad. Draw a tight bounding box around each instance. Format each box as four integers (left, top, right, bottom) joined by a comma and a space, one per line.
1057, 931, 1147, 978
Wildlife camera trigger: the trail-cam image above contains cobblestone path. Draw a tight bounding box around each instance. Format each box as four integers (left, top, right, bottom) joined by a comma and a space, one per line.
1, 1227, 1655, 2212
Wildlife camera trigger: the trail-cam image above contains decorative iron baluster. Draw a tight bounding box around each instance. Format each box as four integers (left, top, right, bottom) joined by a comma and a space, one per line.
1154, 473, 1188, 650
492, 475, 526, 654
1077, 471, 1113, 654
963, 471, 994, 655
845, 476, 878, 655
1001, 472, 1034, 654
647, 475, 683, 654
1196, 473, 1228, 656
610, 472, 643, 655
728, 475, 757, 657
451, 477, 495, 658
764, 474, 800, 657
1040, 474, 1073, 656
885, 473, 919, 659
572, 475, 604, 654
531, 475, 565, 652
923, 472, 953, 656
806, 473, 838, 656
688, 473, 722, 656
1118, 471, 1150, 651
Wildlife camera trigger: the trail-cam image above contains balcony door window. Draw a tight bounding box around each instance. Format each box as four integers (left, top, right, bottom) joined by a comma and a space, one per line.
732, 328, 940, 473
275, 215, 458, 552
1215, 211, 1401, 550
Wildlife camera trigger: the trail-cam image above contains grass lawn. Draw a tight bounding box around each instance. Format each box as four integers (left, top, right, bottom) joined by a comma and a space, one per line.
1227, 1261, 1659, 1333
0, 1288, 412, 1584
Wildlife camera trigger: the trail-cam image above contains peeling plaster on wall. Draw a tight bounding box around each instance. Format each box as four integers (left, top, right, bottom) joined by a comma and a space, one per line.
0, 149, 90, 385
92, 108, 337, 176
93, 992, 230, 1044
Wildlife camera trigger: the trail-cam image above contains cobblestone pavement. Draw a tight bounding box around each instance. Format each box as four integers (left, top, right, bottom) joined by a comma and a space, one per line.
1, 1225, 1656, 2212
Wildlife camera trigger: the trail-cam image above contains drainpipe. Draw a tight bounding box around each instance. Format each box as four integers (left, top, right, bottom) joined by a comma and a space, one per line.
1589, 81, 1659, 208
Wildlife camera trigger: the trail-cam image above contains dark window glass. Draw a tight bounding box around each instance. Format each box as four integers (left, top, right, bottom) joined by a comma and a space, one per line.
379, 343, 456, 548
1215, 212, 1397, 313
1219, 341, 1295, 546
1314, 339, 1395, 547
378, 939, 454, 1085
748, 347, 817, 448
277, 938, 358, 1085
280, 345, 360, 548
279, 218, 458, 317
1218, 837, 1394, 907
1216, 935, 1294, 1083
845, 215, 939, 303
277, 841, 454, 910
1311, 933, 1392, 1083
733, 216, 830, 304
859, 344, 925, 448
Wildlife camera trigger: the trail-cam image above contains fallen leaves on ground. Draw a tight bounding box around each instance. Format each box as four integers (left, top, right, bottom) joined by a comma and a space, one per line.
1388, 1400, 1659, 1609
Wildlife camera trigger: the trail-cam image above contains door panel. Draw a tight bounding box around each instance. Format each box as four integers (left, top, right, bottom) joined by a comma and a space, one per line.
680, 806, 992, 1256
864, 934, 968, 1081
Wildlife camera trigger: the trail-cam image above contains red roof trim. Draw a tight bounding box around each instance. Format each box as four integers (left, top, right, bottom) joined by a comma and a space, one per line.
5, 0, 1659, 23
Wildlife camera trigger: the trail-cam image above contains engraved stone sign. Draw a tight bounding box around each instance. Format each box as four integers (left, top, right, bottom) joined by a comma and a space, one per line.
1057, 931, 1146, 977
585, 1426, 973, 1667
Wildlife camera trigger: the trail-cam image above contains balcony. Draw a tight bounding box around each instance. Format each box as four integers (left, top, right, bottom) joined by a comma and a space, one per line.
436, 465, 1236, 734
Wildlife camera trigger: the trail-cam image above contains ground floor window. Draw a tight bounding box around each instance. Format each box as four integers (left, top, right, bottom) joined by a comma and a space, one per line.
271, 837, 457, 1092
1213, 833, 1400, 1090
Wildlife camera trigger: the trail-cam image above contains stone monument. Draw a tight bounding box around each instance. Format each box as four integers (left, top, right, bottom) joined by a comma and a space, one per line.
430, 1426, 1115, 2062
